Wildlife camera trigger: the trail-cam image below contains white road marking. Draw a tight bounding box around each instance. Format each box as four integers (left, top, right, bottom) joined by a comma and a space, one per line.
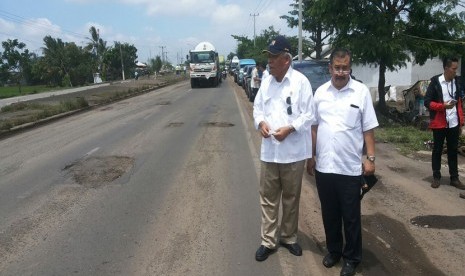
85, 147, 100, 157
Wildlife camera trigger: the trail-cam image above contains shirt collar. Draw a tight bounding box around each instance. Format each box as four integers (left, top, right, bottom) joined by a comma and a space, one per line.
439, 74, 446, 83
271, 66, 293, 85
330, 77, 354, 92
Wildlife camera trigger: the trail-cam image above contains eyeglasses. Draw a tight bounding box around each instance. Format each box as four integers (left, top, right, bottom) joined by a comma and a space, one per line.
286, 96, 292, 115
332, 68, 351, 75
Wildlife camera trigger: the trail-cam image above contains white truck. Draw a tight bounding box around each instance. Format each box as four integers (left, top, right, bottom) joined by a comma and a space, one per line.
188, 42, 221, 88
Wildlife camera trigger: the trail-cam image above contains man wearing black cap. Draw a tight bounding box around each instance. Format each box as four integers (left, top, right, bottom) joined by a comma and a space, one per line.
253, 35, 315, 261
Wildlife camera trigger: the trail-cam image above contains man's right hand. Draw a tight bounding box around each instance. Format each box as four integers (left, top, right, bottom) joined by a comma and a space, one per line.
445, 100, 456, 109
306, 158, 316, 176
259, 121, 271, 138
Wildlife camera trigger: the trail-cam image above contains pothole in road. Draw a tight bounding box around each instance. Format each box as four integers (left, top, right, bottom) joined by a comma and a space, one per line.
200, 121, 235, 127
387, 165, 407, 173
166, 122, 184, 127
156, 101, 171, 105
410, 215, 465, 229
64, 156, 134, 188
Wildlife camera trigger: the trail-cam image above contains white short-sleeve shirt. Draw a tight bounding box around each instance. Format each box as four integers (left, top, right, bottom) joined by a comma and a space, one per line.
313, 78, 378, 175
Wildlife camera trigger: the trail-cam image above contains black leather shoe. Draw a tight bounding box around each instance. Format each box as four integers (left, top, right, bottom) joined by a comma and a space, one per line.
340, 260, 357, 276
323, 253, 341, 268
255, 245, 275, 261
279, 242, 302, 256
451, 178, 465, 190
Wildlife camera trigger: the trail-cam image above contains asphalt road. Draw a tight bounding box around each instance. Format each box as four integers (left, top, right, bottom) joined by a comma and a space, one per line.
0, 79, 310, 275
0, 77, 464, 275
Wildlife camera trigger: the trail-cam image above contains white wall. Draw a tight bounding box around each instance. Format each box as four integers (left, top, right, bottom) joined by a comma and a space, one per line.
351, 57, 458, 90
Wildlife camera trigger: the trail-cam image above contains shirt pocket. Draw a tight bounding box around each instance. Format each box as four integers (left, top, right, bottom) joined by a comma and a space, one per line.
343, 104, 361, 129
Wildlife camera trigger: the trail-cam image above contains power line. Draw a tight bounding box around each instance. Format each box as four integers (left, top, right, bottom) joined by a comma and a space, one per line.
403, 34, 465, 45
0, 9, 88, 40
253, 0, 266, 14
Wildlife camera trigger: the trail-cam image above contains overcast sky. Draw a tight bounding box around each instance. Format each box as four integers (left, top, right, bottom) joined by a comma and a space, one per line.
0, 0, 301, 64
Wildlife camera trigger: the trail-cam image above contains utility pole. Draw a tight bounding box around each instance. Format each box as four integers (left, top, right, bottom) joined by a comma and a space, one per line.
250, 13, 259, 46
298, 0, 303, 61
159, 46, 166, 63
97, 28, 101, 72
119, 43, 125, 80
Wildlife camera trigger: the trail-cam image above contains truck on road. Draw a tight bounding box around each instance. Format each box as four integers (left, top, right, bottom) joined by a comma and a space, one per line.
188, 42, 221, 88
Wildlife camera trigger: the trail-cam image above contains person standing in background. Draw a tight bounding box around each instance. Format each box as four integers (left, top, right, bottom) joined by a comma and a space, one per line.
250, 64, 260, 101
424, 57, 465, 190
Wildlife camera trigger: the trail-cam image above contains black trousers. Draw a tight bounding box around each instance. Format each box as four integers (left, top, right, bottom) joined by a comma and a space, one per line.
315, 171, 362, 264
432, 126, 460, 179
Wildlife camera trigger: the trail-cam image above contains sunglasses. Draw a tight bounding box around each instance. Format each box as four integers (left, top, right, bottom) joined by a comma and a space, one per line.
286, 96, 292, 115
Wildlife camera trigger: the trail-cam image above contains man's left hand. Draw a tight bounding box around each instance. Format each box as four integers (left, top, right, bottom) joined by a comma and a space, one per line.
363, 160, 375, 175
272, 126, 292, 141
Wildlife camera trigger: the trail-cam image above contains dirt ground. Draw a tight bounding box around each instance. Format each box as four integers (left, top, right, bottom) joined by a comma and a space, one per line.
231, 77, 465, 276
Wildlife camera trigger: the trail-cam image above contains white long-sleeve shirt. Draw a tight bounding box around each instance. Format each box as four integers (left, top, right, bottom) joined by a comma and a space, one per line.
253, 67, 314, 163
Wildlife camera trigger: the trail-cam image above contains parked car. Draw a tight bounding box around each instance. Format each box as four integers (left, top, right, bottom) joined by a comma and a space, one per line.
234, 64, 239, 83
239, 65, 250, 88
292, 60, 331, 93
243, 65, 254, 95
236, 59, 256, 86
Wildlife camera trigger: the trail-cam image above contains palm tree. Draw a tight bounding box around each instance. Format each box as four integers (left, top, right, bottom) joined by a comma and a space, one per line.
42, 35, 72, 87
86, 26, 107, 75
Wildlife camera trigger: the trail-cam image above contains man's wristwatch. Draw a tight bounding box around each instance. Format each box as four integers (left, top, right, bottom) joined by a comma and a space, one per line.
289, 125, 295, 133
367, 156, 376, 162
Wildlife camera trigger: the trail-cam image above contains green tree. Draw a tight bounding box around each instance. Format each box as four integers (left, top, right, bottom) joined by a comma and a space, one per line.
232, 26, 281, 64
227, 52, 236, 61
151, 56, 162, 74
103, 42, 138, 81
42, 36, 71, 86
0, 39, 32, 92
42, 36, 93, 87
312, 0, 465, 111
65, 42, 94, 85
281, 0, 333, 59
232, 26, 312, 64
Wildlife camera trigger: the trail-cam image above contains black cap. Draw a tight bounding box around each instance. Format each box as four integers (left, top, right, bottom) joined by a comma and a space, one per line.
262, 35, 291, 55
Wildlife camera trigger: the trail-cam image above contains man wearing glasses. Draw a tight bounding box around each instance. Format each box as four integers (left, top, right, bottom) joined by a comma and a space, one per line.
307, 48, 378, 276
253, 35, 314, 261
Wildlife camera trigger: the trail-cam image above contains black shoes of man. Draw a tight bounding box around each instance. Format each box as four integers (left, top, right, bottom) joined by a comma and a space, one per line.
255, 242, 302, 262
255, 245, 276, 261
450, 178, 465, 190
279, 241, 302, 256
431, 178, 465, 189
322, 253, 358, 276
322, 253, 341, 268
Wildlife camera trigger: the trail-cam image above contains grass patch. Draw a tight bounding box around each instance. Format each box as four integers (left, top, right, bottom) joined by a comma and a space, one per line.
377, 125, 432, 154
0, 85, 64, 98
0, 97, 88, 130
371, 112, 465, 156
375, 112, 433, 155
